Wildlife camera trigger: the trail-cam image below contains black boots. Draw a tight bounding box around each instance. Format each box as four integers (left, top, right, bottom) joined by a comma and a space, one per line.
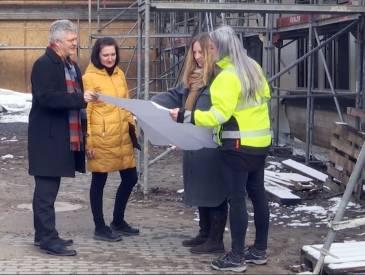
182, 207, 209, 247
182, 231, 208, 247
190, 209, 227, 254
184, 203, 228, 254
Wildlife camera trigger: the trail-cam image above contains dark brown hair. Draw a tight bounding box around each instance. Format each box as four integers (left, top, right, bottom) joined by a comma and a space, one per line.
91, 37, 120, 69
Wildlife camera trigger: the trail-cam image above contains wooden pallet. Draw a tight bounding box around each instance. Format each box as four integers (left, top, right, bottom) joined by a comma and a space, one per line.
301, 241, 365, 275
327, 121, 365, 198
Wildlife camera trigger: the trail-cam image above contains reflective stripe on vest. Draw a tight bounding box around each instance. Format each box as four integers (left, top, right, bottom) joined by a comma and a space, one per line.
235, 97, 270, 111
211, 106, 227, 124
221, 128, 271, 139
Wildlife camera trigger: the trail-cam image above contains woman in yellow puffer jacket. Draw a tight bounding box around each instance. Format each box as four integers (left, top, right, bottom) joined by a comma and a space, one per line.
83, 37, 140, 242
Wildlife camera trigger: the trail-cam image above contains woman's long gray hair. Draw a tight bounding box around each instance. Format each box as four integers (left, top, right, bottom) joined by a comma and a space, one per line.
209, 25, 265, 101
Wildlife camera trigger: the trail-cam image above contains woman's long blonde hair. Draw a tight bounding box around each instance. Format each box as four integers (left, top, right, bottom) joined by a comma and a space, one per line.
181, 33, 214, 87
209, 25, 266, 101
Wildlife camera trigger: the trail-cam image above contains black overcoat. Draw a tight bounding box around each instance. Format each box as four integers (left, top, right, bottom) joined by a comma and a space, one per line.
152, 84, 227, 207
28, 47, 86, 177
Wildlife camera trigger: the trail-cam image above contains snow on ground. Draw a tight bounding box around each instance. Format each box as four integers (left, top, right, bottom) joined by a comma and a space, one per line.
0, 88, 32, 123
267, 197, 364, 229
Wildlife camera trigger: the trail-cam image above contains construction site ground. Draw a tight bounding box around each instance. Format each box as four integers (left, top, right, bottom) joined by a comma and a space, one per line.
1, 122, 365, 274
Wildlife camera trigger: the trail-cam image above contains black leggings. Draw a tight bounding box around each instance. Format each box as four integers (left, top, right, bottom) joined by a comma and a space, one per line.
90, 167, 138, 230
221, 151, 269, 253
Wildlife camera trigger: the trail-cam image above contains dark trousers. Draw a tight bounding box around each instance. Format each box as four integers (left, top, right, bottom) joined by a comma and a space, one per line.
221, 150, 269, 254
33, 176, 61, 246
90, 167, 138, 230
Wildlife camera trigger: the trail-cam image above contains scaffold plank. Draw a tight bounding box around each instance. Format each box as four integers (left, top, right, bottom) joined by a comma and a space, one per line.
150, 2, 365, 15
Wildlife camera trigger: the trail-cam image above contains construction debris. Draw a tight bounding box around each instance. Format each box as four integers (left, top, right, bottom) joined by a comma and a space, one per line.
282, 159, 328, 182
263, 160, 324, 205
326, 108, 365, 200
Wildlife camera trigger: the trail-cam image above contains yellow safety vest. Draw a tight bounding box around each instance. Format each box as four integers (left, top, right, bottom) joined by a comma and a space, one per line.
194, 57, 272, 148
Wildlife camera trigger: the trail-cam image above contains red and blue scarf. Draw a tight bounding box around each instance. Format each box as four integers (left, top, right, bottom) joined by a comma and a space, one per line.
64, 58, 85, 151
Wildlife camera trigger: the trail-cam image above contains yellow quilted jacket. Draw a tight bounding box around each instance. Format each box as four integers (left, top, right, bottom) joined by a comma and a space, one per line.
82, 63, 136, 172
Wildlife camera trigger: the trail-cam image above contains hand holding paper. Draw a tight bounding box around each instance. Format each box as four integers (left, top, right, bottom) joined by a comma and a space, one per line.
97, 94, 217, 150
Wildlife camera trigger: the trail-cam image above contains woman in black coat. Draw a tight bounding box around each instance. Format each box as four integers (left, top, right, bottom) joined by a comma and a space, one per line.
152, 33, 228, 254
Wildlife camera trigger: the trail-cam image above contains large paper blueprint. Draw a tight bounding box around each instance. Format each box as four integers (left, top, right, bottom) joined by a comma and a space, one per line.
98, 94, 217, 150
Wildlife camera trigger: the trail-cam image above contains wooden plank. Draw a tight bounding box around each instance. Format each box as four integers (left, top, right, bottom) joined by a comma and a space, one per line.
302, 241, 365, 274
302, 242, 365, 264
333, 123, 365, 148
282, 159, 328, 182
327, 263, 365, 275
264, 179, 301, 205
329, 150, 355, 174
327, 164, 350, 184
347, 107, 365, 119
330, 136, 361, 159
265, 170, 313, 183
264, 175, 294, 187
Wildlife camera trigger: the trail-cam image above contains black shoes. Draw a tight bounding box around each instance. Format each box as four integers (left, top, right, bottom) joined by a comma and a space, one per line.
243, 246, 268, 265
94, 226, 123, 242
211, 251, 247, 273
190, 239, 225, 254
34, 237, 73, 247
110, 221, 139, 236
40, 243, 77, 256
182, 232, 208, 247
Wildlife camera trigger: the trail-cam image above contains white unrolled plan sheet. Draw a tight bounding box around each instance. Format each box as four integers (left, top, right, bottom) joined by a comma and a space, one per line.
97, 94, 218, 150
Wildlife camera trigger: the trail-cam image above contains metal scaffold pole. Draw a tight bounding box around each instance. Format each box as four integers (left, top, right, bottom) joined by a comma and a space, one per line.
143, 0, 150, 196
137, 0, 143, 184
305, 15, 314, 165
312, 142, 365, 274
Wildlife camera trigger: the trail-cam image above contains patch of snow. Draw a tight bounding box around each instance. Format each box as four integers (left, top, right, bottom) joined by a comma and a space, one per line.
1, 154, 13, 160
269, 202, 280, 208
288, 222, 311, 227
294, 205, 327, 216
328, 197, 361, 211
0, 88, 32, 123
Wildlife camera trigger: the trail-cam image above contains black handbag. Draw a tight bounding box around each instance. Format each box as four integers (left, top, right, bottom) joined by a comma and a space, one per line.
128, 123, 141, 151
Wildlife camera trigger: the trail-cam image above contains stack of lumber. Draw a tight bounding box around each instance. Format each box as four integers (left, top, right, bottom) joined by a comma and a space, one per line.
301, 241, 365, 274
326, 107, 365, 199
264, 159, 325, 205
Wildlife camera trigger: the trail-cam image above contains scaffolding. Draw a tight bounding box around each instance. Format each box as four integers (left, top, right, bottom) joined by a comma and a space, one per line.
86, 0, 365, 194
1, 0, 365, 196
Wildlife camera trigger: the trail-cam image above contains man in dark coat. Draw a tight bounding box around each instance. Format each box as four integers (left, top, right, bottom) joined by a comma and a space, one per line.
28, 19, 96, 256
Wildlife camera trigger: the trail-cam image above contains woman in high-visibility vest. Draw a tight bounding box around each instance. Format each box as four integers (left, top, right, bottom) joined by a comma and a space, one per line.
171, 25, 272, 273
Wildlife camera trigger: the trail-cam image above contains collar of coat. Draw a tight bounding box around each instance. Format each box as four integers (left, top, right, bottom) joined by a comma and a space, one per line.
216, 56, 234, 70
46, 47, 77, 68
84, 63, 122, 76
46, 47, 64, 64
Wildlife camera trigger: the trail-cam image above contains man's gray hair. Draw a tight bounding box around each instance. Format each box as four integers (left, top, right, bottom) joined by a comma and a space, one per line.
49, 19, 77, 43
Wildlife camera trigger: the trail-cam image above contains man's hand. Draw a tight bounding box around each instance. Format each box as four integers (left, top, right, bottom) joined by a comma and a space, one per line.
84, 91, 98, 102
